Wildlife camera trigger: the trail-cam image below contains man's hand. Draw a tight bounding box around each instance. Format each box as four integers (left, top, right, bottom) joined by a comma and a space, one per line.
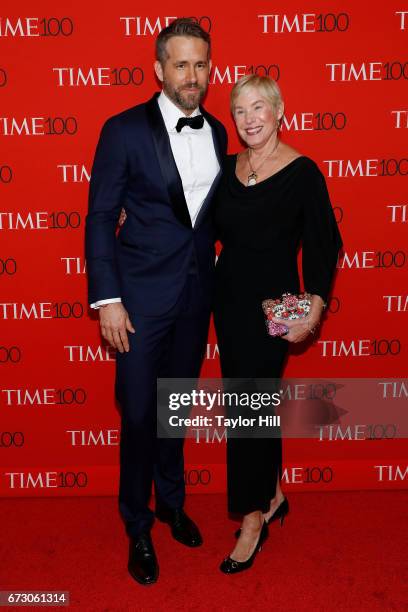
99, 303, 135, 353
118, 208, 127, 226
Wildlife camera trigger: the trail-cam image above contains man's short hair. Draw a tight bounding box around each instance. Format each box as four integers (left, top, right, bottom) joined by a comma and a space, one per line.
156, 18, 211, 64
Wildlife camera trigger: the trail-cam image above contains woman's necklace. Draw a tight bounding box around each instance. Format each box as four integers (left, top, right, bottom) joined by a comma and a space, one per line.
247, 139, 280, 186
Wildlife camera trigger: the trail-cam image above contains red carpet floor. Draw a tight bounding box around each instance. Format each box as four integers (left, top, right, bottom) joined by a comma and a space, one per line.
1, 491, 407, 611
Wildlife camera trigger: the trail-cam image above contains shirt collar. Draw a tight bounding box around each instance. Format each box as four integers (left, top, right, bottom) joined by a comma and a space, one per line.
158, 90, 202, 132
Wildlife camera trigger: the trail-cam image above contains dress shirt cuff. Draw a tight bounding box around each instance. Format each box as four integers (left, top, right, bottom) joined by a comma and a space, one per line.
90, 298, 122, 309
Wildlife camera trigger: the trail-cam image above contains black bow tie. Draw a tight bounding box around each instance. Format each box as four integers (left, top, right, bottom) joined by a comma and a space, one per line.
175, 115, 204, 132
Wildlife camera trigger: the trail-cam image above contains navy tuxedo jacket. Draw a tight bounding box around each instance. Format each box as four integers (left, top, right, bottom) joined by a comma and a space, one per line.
85, 93, 228, 316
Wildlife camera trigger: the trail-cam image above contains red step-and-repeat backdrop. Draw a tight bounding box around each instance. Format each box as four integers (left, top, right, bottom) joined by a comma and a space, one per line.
1, 1, 407, 497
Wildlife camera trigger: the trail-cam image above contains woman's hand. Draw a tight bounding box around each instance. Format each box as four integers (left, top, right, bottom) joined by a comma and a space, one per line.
273, 294, 325, 343
272, 315, 319, 343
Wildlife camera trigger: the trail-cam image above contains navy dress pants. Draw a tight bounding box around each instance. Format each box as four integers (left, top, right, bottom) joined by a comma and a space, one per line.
115, 274, 211, 538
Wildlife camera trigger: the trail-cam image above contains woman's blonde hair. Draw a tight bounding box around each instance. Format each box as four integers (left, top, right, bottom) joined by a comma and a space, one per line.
230, 74, 283, 115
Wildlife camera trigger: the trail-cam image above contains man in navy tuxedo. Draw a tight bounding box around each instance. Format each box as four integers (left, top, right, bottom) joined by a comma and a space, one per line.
85, 18, 227, 585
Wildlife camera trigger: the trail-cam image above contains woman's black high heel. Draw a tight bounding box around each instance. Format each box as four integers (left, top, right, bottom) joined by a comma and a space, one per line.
220, 522, 268, 574
267, 496, 289, 526
234, 497, 289, 538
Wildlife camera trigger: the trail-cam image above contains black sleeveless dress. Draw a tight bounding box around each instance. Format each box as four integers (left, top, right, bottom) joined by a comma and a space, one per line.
213, 154, 342, 515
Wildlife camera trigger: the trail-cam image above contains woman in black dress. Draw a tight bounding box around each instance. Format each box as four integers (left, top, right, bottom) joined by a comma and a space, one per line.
214, 75, 342, 574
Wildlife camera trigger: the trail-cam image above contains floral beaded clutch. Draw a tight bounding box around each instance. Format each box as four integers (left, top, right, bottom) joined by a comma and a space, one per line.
262, 292, 312, 337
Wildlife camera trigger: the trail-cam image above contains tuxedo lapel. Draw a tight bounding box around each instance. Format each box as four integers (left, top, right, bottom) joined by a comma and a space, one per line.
145, 93, 192, 229
194, 106, 224, 228
200, 106, 224, 168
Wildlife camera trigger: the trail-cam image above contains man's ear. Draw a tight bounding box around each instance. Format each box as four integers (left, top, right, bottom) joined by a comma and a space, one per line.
154, 60, 164, 83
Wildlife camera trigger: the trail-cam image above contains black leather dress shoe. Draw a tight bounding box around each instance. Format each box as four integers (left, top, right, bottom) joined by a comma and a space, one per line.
128, 533, 159, 585
156, 507, 203, 547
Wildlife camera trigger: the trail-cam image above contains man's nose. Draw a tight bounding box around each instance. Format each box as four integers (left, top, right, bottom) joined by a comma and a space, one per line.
185, 66, 197, 83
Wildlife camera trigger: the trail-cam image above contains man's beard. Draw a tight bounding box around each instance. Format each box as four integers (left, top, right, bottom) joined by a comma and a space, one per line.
163, 80, 206, 111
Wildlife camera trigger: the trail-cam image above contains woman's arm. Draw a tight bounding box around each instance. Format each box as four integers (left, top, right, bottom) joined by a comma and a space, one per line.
273, 162, 342, 343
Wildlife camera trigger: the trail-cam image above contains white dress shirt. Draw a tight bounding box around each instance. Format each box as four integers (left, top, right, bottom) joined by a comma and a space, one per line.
91, 90, 220, 309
